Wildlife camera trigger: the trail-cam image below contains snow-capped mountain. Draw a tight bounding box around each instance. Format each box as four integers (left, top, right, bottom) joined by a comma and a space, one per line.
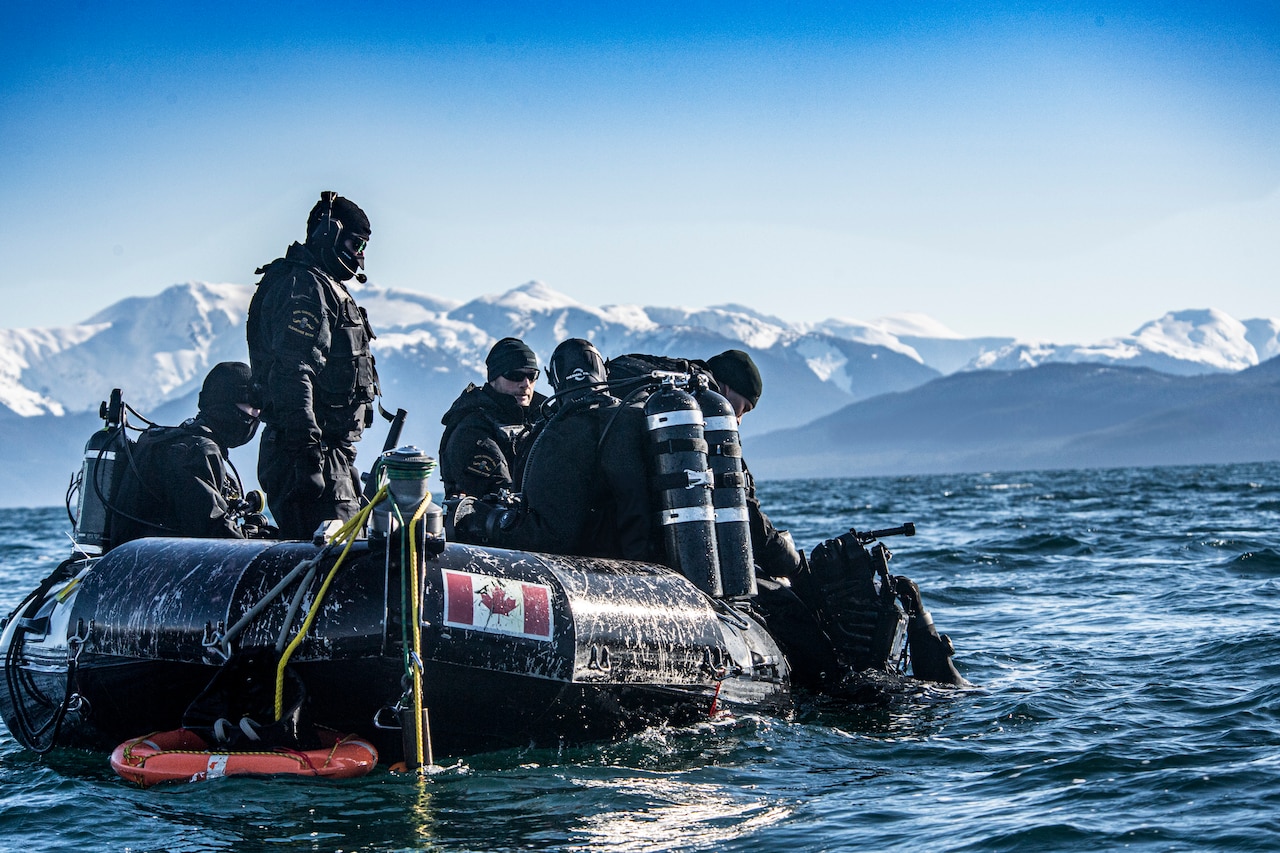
3, 280, 1276, 424
970, 309, 1280, 375
749, 357, 1280, 479
1, 278, 1276, 507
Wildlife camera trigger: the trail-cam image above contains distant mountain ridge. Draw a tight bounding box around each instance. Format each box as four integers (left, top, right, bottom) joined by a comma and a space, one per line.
1, 278, 1277, 507
748, 357, 1280, 479
970, 309, 1280, 375
4, 279, 1277, 419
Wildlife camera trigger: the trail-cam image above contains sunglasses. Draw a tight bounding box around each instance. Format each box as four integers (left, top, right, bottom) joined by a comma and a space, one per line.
346, 235, 368, 254
502, 370, 539, 383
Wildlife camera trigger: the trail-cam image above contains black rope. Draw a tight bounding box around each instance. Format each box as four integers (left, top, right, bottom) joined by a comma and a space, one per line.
3, 560, 83, 753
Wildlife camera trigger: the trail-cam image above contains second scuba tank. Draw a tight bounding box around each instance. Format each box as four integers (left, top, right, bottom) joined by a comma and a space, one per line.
645, 379, 722, 597
73, 389, 128, 556
698, 387, 756, 598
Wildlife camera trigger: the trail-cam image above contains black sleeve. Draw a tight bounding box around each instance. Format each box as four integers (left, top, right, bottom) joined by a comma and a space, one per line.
743, 461, 801, 577
263, 273, 331, 448
163, 437, 243, 540
441, 421, 515, 498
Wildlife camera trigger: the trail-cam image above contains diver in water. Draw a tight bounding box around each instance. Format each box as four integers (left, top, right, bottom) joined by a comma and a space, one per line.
439, 337, 547, 504
702, 349, 967, 686
455, 339, 660, 562
701, 350, 805, 579
606, 348, 802, 578
247, 192, 378, 540
112, 362, 267, 545
608, 347, 967, 688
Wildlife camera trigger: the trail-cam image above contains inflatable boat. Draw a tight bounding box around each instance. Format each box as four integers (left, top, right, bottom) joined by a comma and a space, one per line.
2, 387, 964, 768
0, 520, 960, 766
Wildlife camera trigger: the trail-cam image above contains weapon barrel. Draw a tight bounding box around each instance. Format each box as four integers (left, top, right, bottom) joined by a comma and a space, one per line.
857, 522, 915, 543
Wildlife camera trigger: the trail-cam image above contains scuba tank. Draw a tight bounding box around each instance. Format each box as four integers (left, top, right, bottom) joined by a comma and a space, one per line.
644, 377, 722, 597
697, 387, 756, 598
73, 389, 128, 556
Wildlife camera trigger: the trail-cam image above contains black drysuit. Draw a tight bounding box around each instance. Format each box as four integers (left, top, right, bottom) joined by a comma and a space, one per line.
247, 242, 377, 539
605, 352, 801, 577
111, 418, 245, 546
438, 383, 546, 498
489, 392, 661, 562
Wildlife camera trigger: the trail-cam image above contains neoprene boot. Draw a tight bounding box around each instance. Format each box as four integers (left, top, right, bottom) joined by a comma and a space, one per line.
894, 576, 970, 687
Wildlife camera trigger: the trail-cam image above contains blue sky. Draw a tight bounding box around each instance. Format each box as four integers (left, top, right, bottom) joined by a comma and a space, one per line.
3, 1, 1277, 341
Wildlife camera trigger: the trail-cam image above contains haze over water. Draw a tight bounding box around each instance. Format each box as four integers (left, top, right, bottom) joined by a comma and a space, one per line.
2, 462, 1279, 851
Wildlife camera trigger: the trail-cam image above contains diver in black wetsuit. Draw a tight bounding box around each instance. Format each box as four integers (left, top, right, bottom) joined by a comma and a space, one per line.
606, 348, 802, 577
608, 347, 967, 689
112, 362, 266, 545
701, 349, 967, 687
438, 337, 547, 503
246, 192, 378, 540
701, 350, 806, 579
455, 339, 661, 562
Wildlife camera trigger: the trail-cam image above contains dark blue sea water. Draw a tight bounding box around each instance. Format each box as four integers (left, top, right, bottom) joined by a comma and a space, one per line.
3, 462, 1280, 852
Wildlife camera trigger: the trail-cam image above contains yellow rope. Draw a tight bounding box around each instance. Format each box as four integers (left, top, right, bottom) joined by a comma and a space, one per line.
406, 496, 432, 772
274, 485, 388, 720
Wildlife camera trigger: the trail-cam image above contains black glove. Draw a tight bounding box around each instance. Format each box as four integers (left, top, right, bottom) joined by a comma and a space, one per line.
241, 513, 280, 539
292, 448, 326, 501
451, 496, 488, 543
759, 529, 802, 578
451, 495, 518, 544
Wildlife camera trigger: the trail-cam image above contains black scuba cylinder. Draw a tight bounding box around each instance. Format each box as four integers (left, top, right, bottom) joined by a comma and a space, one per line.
644, 381, 722, 596
73, 389, 128, 556
698, 388, 756, 598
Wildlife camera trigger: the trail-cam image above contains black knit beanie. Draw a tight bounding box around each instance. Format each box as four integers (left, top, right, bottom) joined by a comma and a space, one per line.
486, 337, 539, 381
706, 350, 763, 408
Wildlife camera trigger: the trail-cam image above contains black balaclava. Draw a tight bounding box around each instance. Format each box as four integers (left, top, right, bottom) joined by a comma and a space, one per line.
198, 362, 260, 449
305, 192, 371, 282
548, 338, 606, 395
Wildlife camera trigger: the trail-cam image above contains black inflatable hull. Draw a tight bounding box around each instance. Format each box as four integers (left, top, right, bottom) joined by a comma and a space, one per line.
2, 537, 791, 760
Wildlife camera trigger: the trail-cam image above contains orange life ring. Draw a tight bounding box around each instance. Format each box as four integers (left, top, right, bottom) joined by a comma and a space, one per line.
110, 727, 379, 787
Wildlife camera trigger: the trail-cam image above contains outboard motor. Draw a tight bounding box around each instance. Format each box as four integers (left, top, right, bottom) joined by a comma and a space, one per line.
73, 389, 128, 556
645, 377, 722, 596
697, 386, 756, 598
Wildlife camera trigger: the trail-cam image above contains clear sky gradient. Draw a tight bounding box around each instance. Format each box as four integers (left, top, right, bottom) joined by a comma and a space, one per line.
3, 1, 1277, 341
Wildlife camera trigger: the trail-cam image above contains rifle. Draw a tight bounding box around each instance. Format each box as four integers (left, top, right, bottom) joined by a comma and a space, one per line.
853, 522, 915, 544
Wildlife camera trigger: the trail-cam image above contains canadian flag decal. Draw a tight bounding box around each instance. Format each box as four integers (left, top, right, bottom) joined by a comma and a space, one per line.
442, 568, 554, 641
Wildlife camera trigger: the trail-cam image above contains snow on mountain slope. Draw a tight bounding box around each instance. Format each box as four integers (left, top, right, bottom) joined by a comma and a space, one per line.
971, 309, 1279, 375
1244, 318, 1280, 362
1, 279, 1276, 430
814, 313, 1016, 375
17, 282, 252, 414
0, 324, 109, 415
346, 283, 460, 330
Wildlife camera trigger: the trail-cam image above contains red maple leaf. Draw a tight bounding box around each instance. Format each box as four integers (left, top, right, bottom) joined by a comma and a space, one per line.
480, 584, 519, 617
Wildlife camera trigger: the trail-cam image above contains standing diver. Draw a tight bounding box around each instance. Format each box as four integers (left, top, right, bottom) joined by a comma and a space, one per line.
247, 192, 379, 540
